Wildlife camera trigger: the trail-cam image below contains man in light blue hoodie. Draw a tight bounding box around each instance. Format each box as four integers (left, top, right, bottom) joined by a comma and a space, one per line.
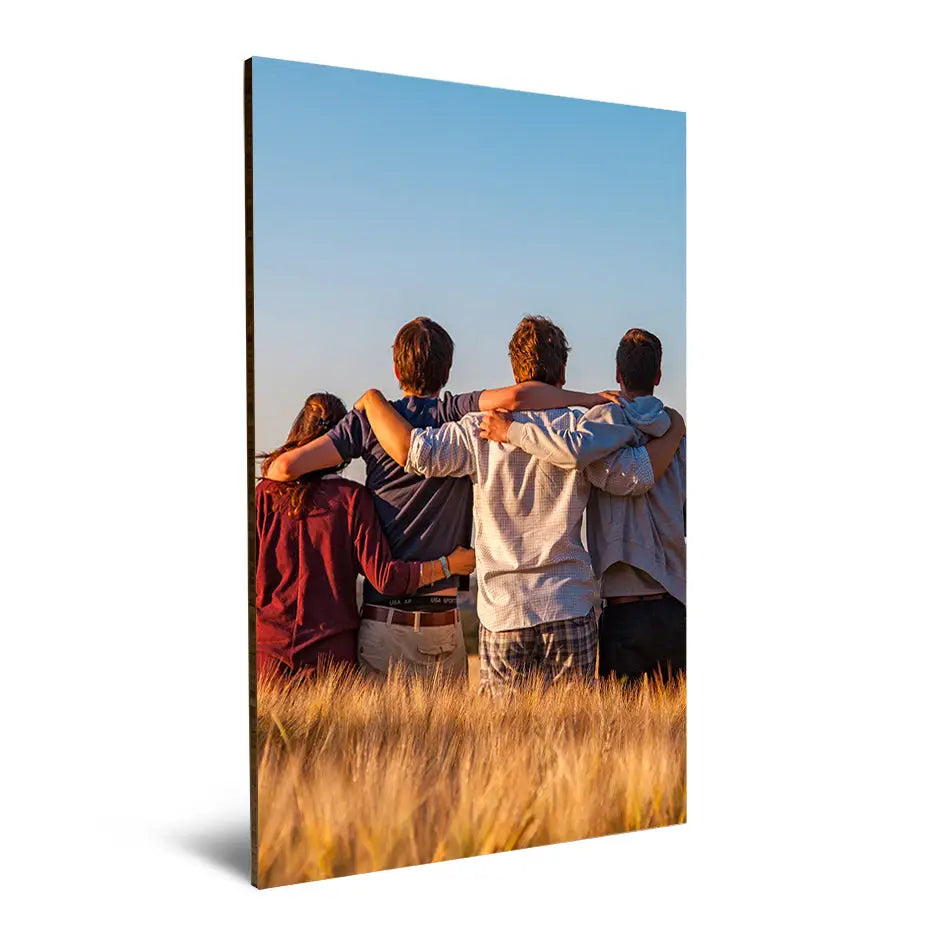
480, 328, 686, 682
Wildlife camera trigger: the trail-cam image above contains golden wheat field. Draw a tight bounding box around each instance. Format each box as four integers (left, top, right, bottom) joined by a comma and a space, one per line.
256, 665, 686, 888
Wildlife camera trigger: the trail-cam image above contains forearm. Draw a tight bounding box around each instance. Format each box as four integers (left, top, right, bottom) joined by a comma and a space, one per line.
509, 382, 607, 412
360, 390, 414, 467
505, 419, 640, 470
265, 435, 342, 481
371, 555, 467, 594
380, 557, 452, 595
418, 559, 445, 587
645, 424, 684, 481
418, 546, 473, 586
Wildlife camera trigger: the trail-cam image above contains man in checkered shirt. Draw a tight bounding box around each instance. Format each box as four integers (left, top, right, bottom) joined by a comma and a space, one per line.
356, 316, 685, 691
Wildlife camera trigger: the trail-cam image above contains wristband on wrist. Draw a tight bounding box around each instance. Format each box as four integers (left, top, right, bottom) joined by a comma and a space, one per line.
439, 554, 451, 580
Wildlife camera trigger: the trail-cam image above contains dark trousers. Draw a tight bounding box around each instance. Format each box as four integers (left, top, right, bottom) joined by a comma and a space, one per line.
598, 595, 686, 682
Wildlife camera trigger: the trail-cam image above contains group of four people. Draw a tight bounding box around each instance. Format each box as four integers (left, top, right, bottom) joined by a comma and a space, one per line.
255, 315, 686, 692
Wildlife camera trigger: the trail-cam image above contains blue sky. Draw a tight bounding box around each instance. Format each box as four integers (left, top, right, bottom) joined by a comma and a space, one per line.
252, 58, 685, 480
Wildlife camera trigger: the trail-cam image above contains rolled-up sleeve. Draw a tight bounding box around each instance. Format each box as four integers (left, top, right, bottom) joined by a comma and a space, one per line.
506, 410, 644, 471
586, 445, 654, 496
405, 419, 476, 479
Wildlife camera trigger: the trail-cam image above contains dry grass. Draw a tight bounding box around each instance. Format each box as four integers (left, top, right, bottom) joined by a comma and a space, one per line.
256, 666, 686, 888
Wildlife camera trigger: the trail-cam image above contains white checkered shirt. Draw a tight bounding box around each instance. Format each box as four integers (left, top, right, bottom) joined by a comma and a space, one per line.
405, 408, 653, 632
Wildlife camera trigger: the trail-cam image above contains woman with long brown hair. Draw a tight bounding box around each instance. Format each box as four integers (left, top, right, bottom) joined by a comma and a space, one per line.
256, 392, 475, 675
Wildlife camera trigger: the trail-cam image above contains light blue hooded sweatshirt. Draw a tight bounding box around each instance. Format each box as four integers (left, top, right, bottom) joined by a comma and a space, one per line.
505, 394, 686, 604
582, 396, 686, 605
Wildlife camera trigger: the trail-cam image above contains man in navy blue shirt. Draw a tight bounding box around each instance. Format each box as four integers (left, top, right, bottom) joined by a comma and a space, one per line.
266, 317, 612, 680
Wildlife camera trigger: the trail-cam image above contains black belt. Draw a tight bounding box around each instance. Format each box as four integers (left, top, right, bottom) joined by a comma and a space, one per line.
605, 593, 668, 605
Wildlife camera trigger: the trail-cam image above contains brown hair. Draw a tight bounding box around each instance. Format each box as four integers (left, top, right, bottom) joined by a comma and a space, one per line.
508, 315, 570, 385
616, 328, 663, 394
259, 392, 348, 516
392, 317, 454, 395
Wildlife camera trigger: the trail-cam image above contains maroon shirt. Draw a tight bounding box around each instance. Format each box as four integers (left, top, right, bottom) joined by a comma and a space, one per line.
255, 475, 420, 670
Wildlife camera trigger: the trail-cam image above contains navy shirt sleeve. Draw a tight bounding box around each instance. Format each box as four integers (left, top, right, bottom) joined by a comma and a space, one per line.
438, 390, 483, 422
327, 409, 367, 462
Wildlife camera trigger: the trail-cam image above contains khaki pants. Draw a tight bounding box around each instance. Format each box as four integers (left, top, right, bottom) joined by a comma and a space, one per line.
358, 607, 468, 682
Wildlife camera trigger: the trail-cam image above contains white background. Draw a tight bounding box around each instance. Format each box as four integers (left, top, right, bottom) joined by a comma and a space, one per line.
2, 2, 936, 935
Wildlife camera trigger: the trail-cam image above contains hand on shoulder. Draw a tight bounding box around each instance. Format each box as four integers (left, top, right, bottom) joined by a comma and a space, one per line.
479, 409, 513, 443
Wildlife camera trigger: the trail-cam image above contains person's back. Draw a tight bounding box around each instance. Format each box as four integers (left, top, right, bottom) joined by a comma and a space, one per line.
409, 407, 597, 630
583, 394, 687, 606
328, 390, 481, 604
326, 319, 482, 681
256, 475, 391, 669
256, 393, 373, 673
588, 330, 686, 681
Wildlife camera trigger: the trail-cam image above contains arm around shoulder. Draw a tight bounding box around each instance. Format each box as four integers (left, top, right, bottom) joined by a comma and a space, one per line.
585, 408, 684, 495
265, 434, 343, 481
355, 389, 414, 467
405, 416, 476, 480
645, 408, 685, 482
501, 407, 641, 471
586, 445, 655, 496
479, 382, 610, 413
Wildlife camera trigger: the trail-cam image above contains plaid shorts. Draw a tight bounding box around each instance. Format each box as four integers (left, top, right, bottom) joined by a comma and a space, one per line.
478, 609, 598, 692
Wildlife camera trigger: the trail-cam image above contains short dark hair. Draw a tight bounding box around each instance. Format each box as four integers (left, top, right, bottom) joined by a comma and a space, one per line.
616, 328, 662, 393
508, 316, 570, 385
392, 317, 454, 395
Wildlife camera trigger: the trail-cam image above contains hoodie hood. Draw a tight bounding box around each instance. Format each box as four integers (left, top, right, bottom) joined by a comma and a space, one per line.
616, 394, 671, 438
